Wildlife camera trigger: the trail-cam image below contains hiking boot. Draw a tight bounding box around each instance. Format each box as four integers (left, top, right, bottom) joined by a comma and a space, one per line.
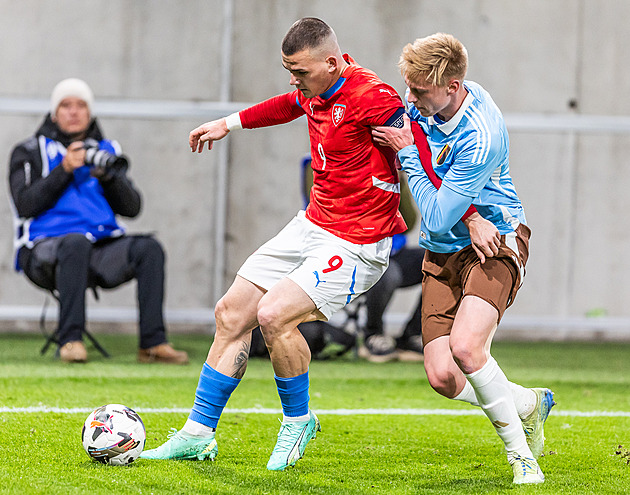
59, 341, 87, 363
138, 343, 189, 365
358, 335, 398, 363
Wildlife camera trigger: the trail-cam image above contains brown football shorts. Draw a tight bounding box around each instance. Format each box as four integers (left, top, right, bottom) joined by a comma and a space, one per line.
420, 223, 531, 345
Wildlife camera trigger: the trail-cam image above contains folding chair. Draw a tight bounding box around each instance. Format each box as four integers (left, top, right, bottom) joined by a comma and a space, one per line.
37, 285, 110, 358
12, 201, 110, 358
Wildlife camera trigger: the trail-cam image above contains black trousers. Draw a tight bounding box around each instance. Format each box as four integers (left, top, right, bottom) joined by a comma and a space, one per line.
364, 246, 425, 344
19, 234, 168, 349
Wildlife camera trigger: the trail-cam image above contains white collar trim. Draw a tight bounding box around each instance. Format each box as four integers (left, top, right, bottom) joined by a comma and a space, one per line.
428, 90, 475, 136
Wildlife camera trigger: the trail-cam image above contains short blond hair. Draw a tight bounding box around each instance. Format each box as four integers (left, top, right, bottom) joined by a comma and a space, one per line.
398, 33, 468, 87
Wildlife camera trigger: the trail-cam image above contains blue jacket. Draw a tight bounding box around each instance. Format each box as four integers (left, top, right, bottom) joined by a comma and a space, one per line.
8, 114, 142, 269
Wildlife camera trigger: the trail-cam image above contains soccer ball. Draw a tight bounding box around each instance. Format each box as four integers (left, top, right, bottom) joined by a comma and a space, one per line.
81, 404, 146, 465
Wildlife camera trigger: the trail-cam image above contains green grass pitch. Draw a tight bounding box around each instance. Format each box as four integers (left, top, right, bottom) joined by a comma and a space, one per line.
1, 332, 629, 494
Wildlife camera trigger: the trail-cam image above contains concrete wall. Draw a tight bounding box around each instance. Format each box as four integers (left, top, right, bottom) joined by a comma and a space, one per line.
0, 0, 628, 333
0, 0, 225, 316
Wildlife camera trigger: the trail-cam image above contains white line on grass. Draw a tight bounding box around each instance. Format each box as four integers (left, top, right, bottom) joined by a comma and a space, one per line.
2, 406, 630, 417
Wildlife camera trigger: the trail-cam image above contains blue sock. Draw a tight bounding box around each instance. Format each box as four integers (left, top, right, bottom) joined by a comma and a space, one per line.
274, 370, 310, 417
189, 363, 240, 428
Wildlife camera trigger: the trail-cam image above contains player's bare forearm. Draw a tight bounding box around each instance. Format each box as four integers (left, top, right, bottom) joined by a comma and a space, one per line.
189, 118, 229, 153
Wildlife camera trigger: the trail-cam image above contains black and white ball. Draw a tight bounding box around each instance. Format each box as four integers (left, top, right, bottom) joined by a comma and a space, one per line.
81, 404, 146, 465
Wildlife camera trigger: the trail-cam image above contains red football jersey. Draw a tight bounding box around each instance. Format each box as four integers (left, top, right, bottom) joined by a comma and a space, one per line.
239, 54, 407, 244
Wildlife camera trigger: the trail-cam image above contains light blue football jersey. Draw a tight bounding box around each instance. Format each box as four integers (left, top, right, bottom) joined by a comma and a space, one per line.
401, 80, 526, 253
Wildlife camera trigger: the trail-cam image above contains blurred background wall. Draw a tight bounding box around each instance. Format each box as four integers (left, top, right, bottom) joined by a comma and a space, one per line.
0, 0, 628, 339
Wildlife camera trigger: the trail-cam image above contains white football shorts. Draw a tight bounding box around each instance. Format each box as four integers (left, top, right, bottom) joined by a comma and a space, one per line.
237, 211, 391, 320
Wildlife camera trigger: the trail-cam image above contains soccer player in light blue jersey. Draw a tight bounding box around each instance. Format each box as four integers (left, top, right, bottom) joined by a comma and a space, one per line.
372, 33, 554, 485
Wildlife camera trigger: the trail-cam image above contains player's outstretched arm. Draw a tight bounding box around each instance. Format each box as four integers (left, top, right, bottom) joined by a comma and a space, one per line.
189, 118, 230, 153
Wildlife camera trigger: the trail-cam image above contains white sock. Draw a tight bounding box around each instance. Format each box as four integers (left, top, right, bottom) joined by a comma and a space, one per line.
181, 418, 215, 437
454, 379, 538, 419
465, 357, 532, 457
453, 380, 479, 406
283, 413, 310, 423
510, 383, 537, 419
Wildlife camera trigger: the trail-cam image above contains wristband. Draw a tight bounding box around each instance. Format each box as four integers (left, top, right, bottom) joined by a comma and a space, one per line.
225, 112, 242, 131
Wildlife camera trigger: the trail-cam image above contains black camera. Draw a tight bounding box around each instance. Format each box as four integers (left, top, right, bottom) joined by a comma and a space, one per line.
83, 142, 128, 173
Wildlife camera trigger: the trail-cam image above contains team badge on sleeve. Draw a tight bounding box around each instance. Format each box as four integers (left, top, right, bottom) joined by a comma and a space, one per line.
332, 104, 346, 126
436, 144, 451, 165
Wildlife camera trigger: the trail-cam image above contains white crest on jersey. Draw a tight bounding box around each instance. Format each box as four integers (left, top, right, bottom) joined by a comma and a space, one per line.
332, 104, 346, 126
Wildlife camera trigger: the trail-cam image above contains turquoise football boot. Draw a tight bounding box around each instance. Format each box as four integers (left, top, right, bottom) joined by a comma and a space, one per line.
267, 410, 321, 471
140, 428, 217, 461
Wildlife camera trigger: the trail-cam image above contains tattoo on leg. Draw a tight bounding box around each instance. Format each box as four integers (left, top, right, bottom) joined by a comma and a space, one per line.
231, 340, 250, 379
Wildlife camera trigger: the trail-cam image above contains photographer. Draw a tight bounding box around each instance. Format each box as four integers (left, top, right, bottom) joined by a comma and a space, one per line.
8, 78, 188, 364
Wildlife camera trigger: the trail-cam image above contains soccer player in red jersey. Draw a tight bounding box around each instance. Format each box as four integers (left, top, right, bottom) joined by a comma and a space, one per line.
142, 17, 497, 471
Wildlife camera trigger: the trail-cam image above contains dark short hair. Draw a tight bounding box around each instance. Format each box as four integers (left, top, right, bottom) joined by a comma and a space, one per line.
281, 17, 333, 56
